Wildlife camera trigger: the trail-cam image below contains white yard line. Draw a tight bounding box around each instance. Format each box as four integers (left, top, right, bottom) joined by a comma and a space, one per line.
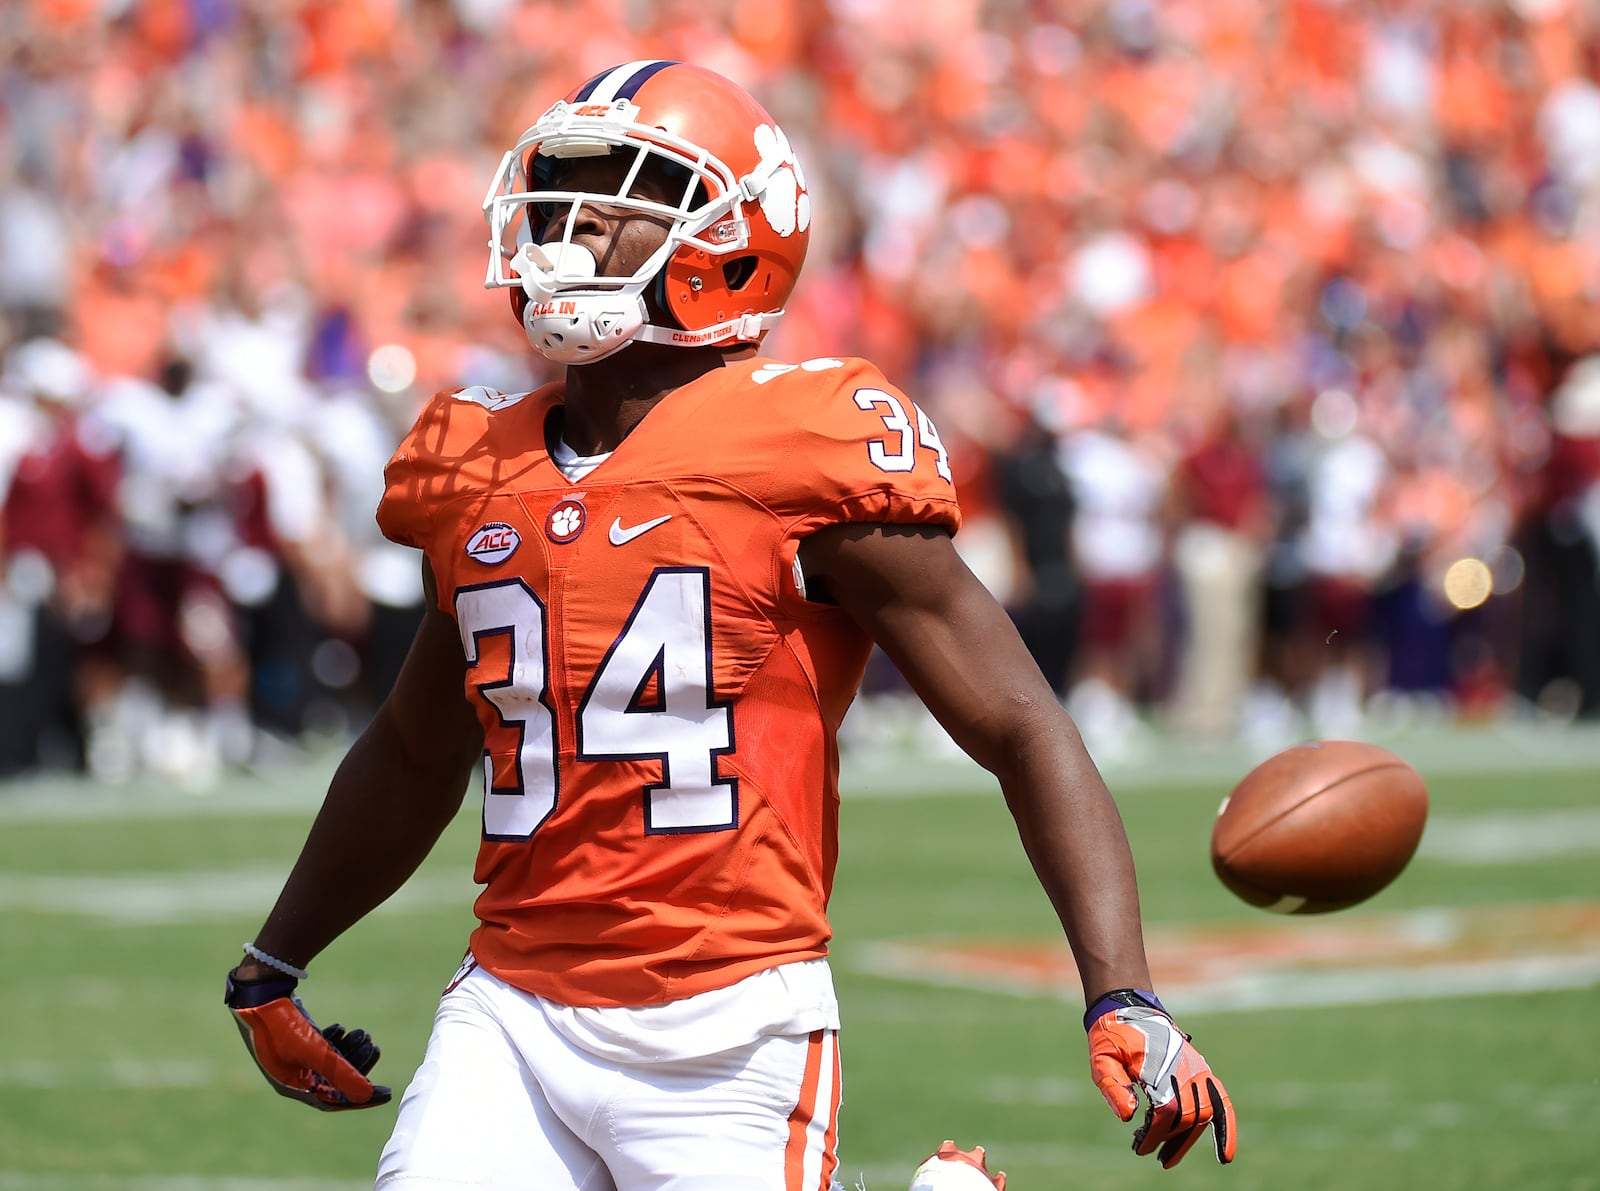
854, 941, 1600, 1010
0, 1060, 215, 1089
1420, 807, 1600, 863
0, 774, 336, 824
6, 723, 1600, 824
1, 800, 1593, 933
839, 719, 1600, 797
0, 868, 472, 924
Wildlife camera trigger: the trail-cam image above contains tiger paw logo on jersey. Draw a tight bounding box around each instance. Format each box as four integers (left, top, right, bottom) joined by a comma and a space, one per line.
547, 498, 587, 543
751, 358, 843, 385
466, 522, 522, 565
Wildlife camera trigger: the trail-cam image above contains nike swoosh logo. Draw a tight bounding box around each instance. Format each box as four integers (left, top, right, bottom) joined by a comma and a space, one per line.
608, 515, 672, 545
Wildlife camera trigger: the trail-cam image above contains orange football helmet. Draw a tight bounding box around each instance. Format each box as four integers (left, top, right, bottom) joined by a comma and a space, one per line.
482, 61, 811, 364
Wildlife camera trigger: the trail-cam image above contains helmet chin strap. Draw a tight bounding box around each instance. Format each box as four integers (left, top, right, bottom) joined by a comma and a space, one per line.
632, 310, 780, 348
511, 241, 781, 365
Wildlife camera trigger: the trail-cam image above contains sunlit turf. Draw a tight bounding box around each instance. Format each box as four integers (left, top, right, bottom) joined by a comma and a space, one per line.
2, 726, 1597, 1190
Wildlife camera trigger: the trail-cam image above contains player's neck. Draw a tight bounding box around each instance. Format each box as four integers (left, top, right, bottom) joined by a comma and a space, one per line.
559, 343, 759, 454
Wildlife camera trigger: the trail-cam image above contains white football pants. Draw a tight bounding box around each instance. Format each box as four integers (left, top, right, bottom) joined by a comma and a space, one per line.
375, 965, 843, 1190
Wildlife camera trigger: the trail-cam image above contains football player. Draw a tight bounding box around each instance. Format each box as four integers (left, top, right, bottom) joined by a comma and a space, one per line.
224, 61, 1236, 1189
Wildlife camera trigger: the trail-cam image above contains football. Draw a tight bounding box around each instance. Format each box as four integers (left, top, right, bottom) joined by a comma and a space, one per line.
1211, 739, 1428, 913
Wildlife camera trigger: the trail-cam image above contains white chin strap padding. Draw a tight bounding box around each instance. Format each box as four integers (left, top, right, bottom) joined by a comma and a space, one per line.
513, 241, 596, 299
512, 241, 647, 365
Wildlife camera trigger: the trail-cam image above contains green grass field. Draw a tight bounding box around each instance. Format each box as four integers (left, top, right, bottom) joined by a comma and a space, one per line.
2, 721, 1597, 1190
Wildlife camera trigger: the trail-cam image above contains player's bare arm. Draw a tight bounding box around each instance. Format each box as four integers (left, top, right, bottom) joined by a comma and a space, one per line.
236, 558, 482, 978
798, 521, 1153, 1003
224, 559, 480, 1111
801, 521, 1236, 1168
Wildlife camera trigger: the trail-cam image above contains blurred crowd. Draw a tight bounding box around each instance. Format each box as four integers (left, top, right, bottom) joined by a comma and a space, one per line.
4, 0, 1600, 784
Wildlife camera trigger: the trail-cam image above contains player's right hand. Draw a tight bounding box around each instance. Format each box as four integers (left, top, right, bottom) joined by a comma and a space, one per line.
224, 968, 391, 1112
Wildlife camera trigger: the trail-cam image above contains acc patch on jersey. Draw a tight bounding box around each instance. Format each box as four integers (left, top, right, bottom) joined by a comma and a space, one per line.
466, 522, 522, 565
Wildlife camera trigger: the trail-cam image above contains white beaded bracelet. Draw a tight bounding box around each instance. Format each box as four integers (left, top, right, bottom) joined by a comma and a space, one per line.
242, 942, 309, 981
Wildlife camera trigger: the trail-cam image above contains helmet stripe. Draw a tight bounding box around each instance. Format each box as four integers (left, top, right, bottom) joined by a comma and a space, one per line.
575, 60, 677, 103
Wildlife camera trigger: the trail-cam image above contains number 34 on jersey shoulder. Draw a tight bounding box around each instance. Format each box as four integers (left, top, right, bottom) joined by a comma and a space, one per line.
747, 356, 952, 484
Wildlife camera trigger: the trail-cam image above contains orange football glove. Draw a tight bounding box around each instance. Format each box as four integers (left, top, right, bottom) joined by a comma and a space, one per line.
224, 970, 391, 1112
1085, 989, 1236, 1169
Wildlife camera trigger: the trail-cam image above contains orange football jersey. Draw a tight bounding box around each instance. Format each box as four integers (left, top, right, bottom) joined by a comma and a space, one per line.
377, 356, 961, 1007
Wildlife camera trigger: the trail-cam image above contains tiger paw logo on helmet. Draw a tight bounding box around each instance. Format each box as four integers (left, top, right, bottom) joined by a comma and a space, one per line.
753, 124, 809, 238
483, 61, 813, 365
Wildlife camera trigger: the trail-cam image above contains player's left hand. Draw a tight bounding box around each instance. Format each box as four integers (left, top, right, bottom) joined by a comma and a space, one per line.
224, 969, 391, 1112
1085, 989, 1236, 1169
